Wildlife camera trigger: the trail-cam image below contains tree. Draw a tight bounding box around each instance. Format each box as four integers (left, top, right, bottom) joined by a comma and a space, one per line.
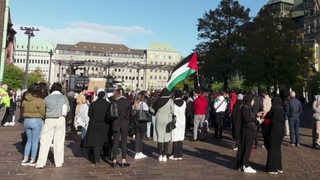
196, 0, 250, 91
240, 7, 314, 92
27, 67, 46, 87
3, 63, 24, 90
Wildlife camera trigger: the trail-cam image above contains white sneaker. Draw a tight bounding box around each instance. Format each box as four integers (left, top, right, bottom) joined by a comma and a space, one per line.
134, 154, 142, 160
177, 157, 183, 160
169, 155, 177, 160
162, 155, 167, 162
140, 153, 147, 158
9, 122, 15, 126
3, 122, 9, 127
233, 147, 238, 151
243, 166, 256, 173
158, 155, 163, 162
21, 159, 29, 166
268, 172, 278, 175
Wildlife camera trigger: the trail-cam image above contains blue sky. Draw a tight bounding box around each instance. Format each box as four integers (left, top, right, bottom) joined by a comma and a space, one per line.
11, 0, 268, 57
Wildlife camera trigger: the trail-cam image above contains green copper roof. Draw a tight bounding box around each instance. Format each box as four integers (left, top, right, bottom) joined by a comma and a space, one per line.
15, 39, 54, 52
147, 42, 178, 52
268, 0, 294, 5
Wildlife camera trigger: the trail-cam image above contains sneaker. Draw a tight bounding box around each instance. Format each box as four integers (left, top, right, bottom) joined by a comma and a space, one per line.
134, 154, 143, 160
169, 155, 177, 160
268, 172, 278, 175
296, 143, 300, 147
162, 155, 167, 162
3, 122, 9, 127
28, 159, 36, 166
9, 122, 15, 126
177, 157, 183, 160
21, 159, 29, 166
158, 155, 163, 162
233, 147, 238, 151
243, 166, 256, 173
289, 144, 295, 147
278, 170, 283, 173
140, 153, 147, 158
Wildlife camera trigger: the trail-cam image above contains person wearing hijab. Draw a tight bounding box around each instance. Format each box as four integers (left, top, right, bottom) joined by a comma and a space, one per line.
235, 94, 263, 173
84, 91, 110, 164
265, 96, 285, 175
111, 88, 132, 168
150, 88, 173, 162
169, 90, 186, 160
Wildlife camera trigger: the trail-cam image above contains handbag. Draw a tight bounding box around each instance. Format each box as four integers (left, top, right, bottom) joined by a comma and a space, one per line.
166, 114, 176, 133
137, 102, 151, 122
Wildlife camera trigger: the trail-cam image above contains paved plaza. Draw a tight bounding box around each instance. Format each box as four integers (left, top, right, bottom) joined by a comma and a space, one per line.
0, 104, 319, 180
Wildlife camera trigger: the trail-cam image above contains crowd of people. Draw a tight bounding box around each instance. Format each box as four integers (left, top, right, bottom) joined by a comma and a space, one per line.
0, 81, 318, 174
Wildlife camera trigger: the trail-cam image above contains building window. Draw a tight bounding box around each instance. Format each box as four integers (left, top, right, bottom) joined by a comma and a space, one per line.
150, 75, 153, 79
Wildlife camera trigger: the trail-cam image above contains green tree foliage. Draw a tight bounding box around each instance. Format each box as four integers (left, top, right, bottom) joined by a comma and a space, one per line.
27, 67, 45, 88
240, 7, 314, 90
3, 63, 24, 90
196, 0, 250, 91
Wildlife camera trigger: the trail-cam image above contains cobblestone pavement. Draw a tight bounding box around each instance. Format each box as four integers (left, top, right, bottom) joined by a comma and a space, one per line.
0, 104, 319, 180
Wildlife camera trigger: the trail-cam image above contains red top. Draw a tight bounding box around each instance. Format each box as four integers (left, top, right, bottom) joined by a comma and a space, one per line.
193, 95, 208, 115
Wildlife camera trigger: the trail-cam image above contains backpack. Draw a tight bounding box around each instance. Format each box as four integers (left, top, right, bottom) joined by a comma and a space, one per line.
110, 100, 118, 119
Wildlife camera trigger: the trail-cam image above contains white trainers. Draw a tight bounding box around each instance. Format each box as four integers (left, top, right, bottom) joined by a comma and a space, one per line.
243, 166, 256, 173
268, 172, 278, 175
158, 155, 163, 162
140, 153, 147, 158
9, 122, 15, 126
134, 154, 142, 160
169, 155, 177, 160
3, 122, 9, 127
21, 159, 29, 166
162, 155, 167, 162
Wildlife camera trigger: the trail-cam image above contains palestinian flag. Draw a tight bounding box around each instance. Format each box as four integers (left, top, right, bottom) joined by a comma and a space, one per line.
166, 52, 198, 91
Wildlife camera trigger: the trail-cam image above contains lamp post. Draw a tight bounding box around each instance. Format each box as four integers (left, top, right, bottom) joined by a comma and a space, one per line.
20, 27, 39, 89
48, 49, 53, 88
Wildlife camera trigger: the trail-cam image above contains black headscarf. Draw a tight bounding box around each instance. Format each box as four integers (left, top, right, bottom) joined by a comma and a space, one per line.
98, 91, 106, 99
243, 94, 255, 106
173, 90, 184, 107
272, 96, 282, 108
152, 88, 171, 112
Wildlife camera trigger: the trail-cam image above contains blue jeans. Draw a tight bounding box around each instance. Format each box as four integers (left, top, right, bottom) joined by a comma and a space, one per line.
289, 117, 300, 144
24, 118, 43, 159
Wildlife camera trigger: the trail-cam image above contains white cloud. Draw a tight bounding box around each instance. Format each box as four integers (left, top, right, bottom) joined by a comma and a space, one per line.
13, 22, 153, 45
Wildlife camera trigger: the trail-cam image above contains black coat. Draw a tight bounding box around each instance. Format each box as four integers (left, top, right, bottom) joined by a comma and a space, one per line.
265, 96, 285, 172
232, 100, 243, 140
112, 97, 132, 132
85, 98, 111, 147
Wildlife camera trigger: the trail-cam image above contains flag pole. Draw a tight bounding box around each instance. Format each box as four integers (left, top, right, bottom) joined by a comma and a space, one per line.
196, 71, 200, 88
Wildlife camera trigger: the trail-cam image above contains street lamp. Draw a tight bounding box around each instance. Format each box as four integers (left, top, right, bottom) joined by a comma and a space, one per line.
20, 27, 39, 89
48, 49, 53, 88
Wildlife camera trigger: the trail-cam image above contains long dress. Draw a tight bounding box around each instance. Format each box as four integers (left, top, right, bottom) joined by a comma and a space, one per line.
265, 96, 285, 172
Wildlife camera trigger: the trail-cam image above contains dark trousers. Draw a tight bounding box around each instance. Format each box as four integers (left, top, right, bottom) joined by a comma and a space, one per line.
135, 128, 145, 152
172, 141, 183, 158
236, 128, 256, 168
158, 142, 169, 156
112, 127, 129, 160
214, 112, 224, 137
